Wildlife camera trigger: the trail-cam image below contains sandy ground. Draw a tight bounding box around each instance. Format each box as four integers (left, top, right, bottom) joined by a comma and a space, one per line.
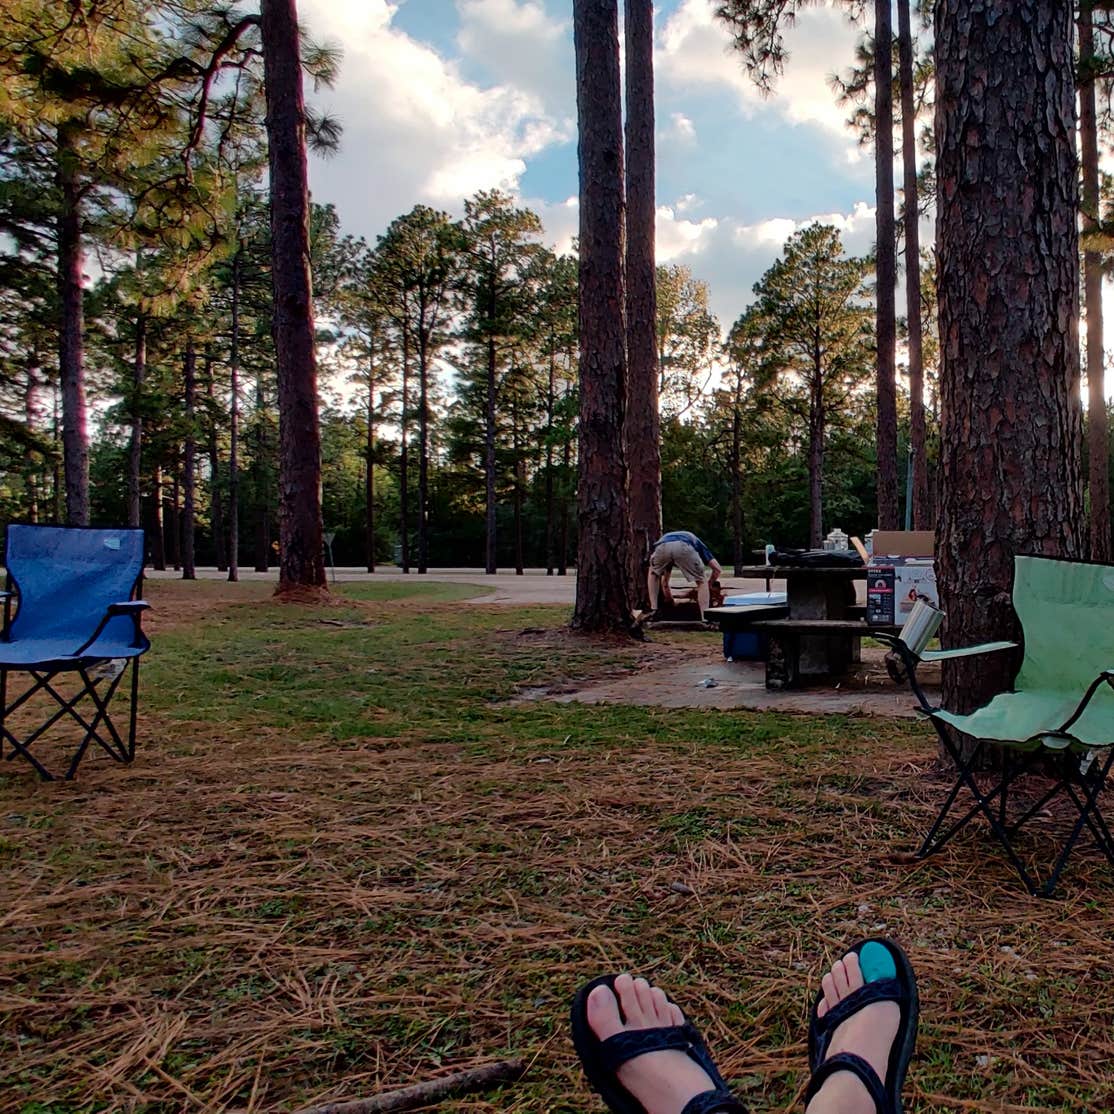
145, 567, 928, 716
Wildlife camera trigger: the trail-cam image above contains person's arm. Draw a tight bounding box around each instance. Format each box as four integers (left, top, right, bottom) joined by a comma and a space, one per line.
708, 557, 723, 579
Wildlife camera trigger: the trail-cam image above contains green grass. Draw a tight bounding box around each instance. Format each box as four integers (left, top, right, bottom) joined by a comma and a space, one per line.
2, 579, 1114, 1112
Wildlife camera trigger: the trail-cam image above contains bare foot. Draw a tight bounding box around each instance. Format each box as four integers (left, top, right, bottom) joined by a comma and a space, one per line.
806, 949, 901, 1114
586, 973, 716, 1114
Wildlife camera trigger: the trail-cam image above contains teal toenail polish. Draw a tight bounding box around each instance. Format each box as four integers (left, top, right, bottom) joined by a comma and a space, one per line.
859, 941, 897, 983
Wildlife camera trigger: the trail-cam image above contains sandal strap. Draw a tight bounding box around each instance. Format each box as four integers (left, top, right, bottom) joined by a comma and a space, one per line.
681, 1090, 748, 1114
815, 980, 900, 1064
598, 1023, 695, 1073
805, 1053, 889, 1114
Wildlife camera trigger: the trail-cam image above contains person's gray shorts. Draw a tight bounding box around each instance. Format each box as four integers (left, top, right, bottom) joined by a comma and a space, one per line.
649, 539, 708, 582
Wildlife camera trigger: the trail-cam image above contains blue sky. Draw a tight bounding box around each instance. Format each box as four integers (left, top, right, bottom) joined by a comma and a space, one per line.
298, 0, 889, 330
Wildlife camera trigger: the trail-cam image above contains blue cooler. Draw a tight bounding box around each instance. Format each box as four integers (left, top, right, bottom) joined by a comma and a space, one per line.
721, 591, 787, 660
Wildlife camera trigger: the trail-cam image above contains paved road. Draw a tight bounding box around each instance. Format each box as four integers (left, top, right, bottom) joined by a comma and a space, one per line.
143, 567, 784, 606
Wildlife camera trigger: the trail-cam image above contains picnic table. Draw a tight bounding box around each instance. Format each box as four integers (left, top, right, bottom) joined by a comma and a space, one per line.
706, 563, 901, 689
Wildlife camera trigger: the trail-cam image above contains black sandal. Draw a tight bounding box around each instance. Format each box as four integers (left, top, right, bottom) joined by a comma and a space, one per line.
571, 974, 747, 1114
805, 938, 919, 1114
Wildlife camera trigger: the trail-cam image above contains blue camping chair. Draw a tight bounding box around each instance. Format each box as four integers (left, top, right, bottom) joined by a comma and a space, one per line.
0, 525, 150, 780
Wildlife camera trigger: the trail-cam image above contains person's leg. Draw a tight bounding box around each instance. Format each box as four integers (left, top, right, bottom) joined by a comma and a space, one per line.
647, 568, 661, 610
696, 573, 711, 616
806, 948, 903, 1114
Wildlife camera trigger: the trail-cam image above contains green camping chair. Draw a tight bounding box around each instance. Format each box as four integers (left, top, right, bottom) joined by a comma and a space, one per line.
878, 556, 1114, 898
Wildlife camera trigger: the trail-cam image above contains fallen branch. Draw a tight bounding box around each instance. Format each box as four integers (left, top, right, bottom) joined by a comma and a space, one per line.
295, 1058, 527, 1114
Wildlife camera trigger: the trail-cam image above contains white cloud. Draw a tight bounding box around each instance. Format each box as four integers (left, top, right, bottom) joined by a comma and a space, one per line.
661, 111, 697, 145
656, 0, 863, 140
455, 0, 575, 132
300, 0, 570, 239
657, 205, 719, 260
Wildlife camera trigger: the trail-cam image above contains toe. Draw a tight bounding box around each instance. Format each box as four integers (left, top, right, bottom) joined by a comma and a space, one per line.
669, 1001, 685, 1026
614, 973, 646, 1026
842, 950, 864, 993
632, 977, 656, 1023
650, 986, 673, 1026
586, 983, 625, 1043
821, 970, 839, 1012
831, 959, 851, 1000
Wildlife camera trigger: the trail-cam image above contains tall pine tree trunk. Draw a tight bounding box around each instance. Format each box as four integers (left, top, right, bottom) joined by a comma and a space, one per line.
418, 317, 430, 574
206, 350, 227, 571
897, 0, 929, 529
935, 0, 1084, 720
399, 326, 410, 573
808, 362, 824, 549
485, 312, 498, 575
151, 464, 166, 570
571, 0, 634, 634
261, 0, 326, 594
253, 369, 270, 573
228, 246, 242, 582
1079, 3, 1110, 562
182, 340, 197, 579
545, 348, 556, 575
57, 125, 89, 526
559, 433, 571, 576
874, 0, 899, 530
169, 464, 181, 570
624, 0, 660, 609
731, 384, 743, 576
127, 314, 146, 529
366, 346, 377, 573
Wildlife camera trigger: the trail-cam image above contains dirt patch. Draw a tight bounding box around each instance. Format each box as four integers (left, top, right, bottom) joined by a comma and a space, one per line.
521, 640, 940, 718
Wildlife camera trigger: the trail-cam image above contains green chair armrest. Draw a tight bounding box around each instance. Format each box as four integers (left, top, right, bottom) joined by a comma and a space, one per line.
919, 640, 1017, 662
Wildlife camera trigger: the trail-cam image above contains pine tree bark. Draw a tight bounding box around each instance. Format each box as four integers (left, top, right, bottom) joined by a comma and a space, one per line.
365, 344, 377, 573
545, 347, 556, 575
874, 0, 899, 530
261, 0, 326, 593
1079, 3, 1110, 563
181, 340, 197, 579
418, 309, 430, 574
624, 0, 661, 609
808, 355, 825, 549
57, 125, 89, 526
572, 0, 635, 634
228, 246, 242, 582
935, 0, 1084, 718
399, 325, 410, 573
897, 0, 929, 529
151, 464, 166, 570
485, 303, 498, 575
206, 350, 227, 571
731, 379, 744, 575
127, 314, 146, 529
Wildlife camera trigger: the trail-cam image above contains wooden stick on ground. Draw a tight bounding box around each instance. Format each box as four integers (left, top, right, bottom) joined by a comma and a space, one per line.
295, 1058, 527, 1114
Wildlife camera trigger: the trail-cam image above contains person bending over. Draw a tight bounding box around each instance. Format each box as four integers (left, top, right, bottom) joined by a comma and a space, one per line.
648, 531, 723, 619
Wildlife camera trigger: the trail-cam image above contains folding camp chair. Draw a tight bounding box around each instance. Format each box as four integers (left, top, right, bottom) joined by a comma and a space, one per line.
878, 556, 1114, 897
0, 525, 149, 780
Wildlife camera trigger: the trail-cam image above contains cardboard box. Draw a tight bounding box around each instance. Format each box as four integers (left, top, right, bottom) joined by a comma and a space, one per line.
866, 531, 937, 625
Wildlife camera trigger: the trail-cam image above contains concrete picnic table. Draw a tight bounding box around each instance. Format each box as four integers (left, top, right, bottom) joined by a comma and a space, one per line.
706, 564, 901, 689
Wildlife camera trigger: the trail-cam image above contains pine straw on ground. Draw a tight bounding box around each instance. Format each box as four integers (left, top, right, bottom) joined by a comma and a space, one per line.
2, 581, 1114, 1113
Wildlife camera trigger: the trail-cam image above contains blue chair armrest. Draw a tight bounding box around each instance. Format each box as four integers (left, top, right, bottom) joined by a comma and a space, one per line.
73, 600, 151, 657
107, 601, 151, 615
